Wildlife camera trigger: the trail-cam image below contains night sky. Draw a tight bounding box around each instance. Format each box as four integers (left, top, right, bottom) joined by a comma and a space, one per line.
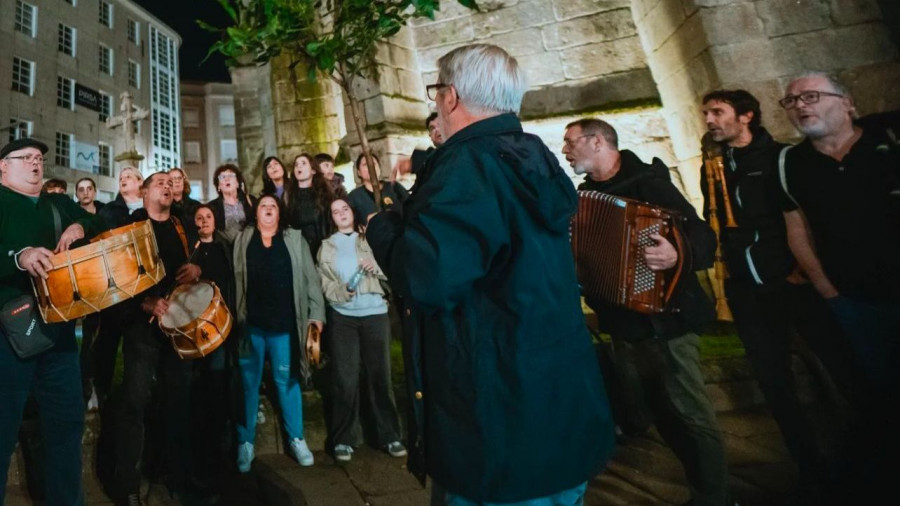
136, 0, 231, 82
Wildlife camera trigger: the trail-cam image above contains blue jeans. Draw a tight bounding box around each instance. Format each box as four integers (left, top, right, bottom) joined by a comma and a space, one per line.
0, 323, 84, 505
431, 481, 587, 506
237, 326, 304, 443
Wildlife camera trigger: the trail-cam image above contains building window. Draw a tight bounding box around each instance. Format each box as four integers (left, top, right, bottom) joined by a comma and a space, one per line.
182, 108, 199, 128
57, 76, 74, 109
58, 24, 76, 57
218, 106, 235, 127
99, 45, 113, 76
55, 132, 73, 167
158, 72, 170, 108
220, 140, 237, 162
99, 1, 113, 28
100, 92, 112, 121
8, 119, 33, 142
98, 143, 111, 176
15, 1, 36, 38
184, 141, 201, 163
128, 60, 140, 88
128, 19, 140, 45
12, 57, 34, 96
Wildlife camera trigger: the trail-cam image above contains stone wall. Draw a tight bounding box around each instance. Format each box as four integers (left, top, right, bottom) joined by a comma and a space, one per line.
631, 0, 900, 207
230, 64, 277, 195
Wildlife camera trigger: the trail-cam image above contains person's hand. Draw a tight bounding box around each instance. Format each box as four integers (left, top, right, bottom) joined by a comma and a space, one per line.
142, 296, 170, 318
308, 319, 324, 334
643, 233, 677, 271
17, 247, 54, 279
175, 263, 201, 284
391, 157, 412, 182
359, 258, 377, 274
55, 223, 85, 253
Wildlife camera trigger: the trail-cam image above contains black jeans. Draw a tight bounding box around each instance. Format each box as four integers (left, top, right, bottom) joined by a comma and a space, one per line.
0, 323, 84, 505
726, 279, 861, 495
113, 321, 193, 497
325, 310, 401, 447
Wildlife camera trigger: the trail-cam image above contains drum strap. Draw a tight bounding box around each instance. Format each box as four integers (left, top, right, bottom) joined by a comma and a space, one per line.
171, 216, 189, 258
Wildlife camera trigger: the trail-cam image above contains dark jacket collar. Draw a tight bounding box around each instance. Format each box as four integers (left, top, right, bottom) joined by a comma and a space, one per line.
439, 113, 522, 150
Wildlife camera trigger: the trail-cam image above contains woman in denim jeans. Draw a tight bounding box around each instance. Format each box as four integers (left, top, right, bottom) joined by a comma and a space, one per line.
232, 194, 325, 472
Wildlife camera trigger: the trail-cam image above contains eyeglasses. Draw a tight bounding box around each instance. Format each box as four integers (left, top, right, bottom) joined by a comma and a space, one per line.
562, 134, 596, 149
217, 173, 237, 181
778, 90, 843, 109
170, 176, 184, 182
426, 83, 456, 101
5, 154, 44, 164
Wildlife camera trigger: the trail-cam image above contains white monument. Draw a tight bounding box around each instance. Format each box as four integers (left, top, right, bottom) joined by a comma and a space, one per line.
106, 92, 150, 171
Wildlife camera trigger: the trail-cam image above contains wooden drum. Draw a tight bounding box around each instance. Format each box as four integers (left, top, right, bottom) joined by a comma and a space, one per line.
159, 281, 232, 360
33, 220, 165, 323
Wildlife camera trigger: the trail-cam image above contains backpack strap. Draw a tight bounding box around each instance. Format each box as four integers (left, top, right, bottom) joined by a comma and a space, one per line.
778, 145, 799, 208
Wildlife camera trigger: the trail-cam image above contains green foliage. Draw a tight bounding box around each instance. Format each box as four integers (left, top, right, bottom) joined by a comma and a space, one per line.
199, 0, 479, 89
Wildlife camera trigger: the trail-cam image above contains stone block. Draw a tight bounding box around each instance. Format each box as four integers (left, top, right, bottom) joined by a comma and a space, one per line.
379, 95, 431, 125
769, 23, 898, 74
550, 0, 630, 21
481, 28, 545, 57
471, 0, 556, 38
630, 0, 661, 22
350, 76, 381, 102
411, 0, 479, 26
700, 1, 765, 46
656, 52, 718, 107
828, 0, 883, 26
520, 68, 659, 119
517, 51, 567, 87
839, 60, 900, 114
560, 36, 647, 80
542, 8, 636, 50
416, 42, 471, 73
755, 0, 831, 38
645, 12, 709, 82
638, 0, 688, 52
708, 39, 779, 86
398, 68, 427, 100
413, 16, 474, 49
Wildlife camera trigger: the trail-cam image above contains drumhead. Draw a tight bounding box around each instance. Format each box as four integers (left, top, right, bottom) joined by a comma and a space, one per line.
161, 282, 215, 328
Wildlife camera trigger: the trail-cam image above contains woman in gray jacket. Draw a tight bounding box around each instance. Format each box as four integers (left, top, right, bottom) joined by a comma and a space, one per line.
233, 194, 325, 472
317, 198, 405, 462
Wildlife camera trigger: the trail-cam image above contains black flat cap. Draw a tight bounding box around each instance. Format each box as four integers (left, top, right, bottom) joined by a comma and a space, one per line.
1, 138, 49, 159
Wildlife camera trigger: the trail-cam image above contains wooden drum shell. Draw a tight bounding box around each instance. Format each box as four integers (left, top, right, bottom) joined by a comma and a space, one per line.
159, 281, 232, 360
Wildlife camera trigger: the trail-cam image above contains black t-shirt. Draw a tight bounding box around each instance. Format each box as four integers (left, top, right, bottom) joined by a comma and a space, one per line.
778, 131, 900, 301
246, 230, 295, 333
195, 241, 231, 293
150, 217, 189, 296
346, 182, 409, 226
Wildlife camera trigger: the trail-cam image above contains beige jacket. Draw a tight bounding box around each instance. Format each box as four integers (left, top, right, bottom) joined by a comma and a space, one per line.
317, 232, 388, 305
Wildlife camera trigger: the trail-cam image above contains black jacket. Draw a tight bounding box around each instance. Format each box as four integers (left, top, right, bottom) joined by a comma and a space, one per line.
207, 192, 256, 240
368, 113, 614, 502
700, 128, 793, 285
580, 150, 716, 340
98, 193, 139, 230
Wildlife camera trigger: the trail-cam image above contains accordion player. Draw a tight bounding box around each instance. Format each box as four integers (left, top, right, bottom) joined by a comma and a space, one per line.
571, 191, 686, 314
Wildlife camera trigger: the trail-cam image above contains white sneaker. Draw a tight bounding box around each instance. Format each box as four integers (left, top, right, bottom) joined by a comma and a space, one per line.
290, 438, 314, 467
237, 442, 254, 473
86, 388, 99, 411
333, 444, 353, 462
257, 402, 267, 424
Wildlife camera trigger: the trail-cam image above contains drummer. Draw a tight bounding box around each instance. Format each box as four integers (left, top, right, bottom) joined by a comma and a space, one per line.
189, 203, 237, 494
112, 171, 206, 505
1, 137, 105, 504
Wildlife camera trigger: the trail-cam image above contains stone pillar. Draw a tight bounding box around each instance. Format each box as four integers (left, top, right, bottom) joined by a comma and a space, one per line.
269, 55, 345, 167
230, 63, 277, 195
341, 27, 431, 183
631, 0, 900, 209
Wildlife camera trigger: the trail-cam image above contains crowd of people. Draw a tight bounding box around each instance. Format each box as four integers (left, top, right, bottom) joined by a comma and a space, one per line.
1, 42, 898, 506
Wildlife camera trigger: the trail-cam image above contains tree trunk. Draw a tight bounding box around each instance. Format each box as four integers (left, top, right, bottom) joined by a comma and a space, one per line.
343, 87, 383, 213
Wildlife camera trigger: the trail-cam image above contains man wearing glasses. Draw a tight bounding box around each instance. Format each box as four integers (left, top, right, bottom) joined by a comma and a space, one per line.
777, 73, 900, 503
0, 138, 105, 504
367, 44, 614, 505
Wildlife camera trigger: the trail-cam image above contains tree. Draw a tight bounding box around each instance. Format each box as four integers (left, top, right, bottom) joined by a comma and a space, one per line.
199, 0, 478, 210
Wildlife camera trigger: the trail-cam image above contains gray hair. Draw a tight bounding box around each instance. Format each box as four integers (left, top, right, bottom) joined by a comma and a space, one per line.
565, 118, 619, 149
791, 71, 850, 97
437, 44, 528, 115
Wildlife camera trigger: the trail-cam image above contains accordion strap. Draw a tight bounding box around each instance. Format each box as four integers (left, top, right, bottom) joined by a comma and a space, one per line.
663, 220, 687, 307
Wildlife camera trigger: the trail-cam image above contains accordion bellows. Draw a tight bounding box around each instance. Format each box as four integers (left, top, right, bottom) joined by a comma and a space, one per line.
571, 191, 685, 314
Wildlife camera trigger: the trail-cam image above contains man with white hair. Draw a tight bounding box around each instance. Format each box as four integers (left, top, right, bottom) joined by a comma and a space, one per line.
367, 44, 614, 505
778, 73, 900, 504
777, 74, 900, 390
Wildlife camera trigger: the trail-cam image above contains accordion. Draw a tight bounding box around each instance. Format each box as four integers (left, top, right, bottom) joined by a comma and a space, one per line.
571, 191, 685, 314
